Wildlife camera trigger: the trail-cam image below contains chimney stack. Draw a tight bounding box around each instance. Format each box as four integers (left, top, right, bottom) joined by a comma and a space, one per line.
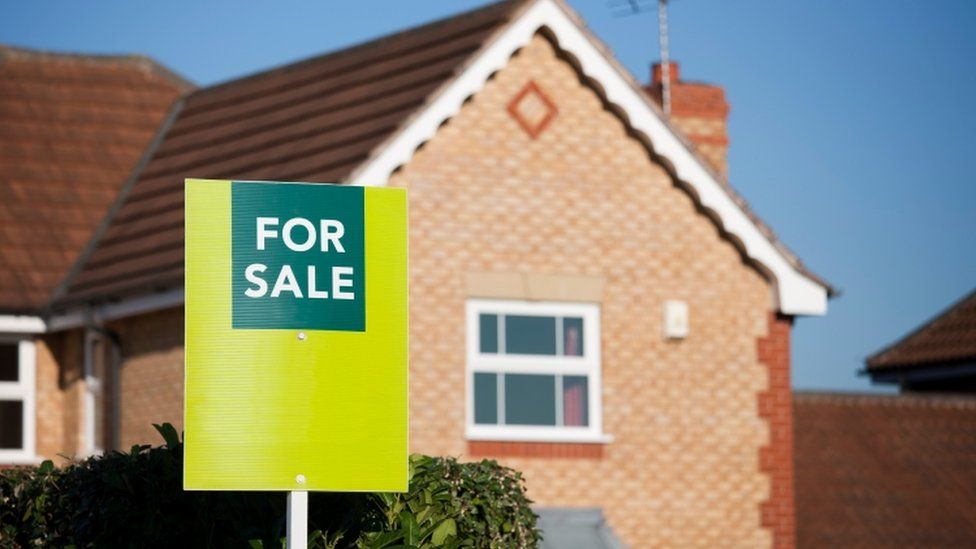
645, 62, 730, 178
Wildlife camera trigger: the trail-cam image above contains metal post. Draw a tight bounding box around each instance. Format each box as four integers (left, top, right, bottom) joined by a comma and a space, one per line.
658, 0, 671, 118
287, 490, 308, 549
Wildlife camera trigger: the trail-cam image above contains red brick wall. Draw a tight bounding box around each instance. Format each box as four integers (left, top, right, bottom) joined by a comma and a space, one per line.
107, 307, 185, 449
758, 313, 796, 549
35, 331, 85, 462
468, 441, 603, 459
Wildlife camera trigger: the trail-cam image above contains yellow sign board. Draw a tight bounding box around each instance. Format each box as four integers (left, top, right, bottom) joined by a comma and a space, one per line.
184, 179, 408, 492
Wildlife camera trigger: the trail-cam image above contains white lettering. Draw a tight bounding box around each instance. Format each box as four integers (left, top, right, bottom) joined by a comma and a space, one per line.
270, 265, 303, 298
332, 266, 355, 300
256, 217, 279, 251
320, 220, 345, 253
282, 218, 316, 252
307, 265, 328, 299
244, 263, 268, 297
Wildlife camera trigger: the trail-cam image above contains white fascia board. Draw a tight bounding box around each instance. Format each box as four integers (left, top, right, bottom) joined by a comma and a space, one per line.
0, 315, 46, 334
348, 0, 828, 316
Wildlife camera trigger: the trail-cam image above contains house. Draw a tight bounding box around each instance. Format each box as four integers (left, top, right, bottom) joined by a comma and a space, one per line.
864, 287, 976, 393
0, 45, 189, 461
5, 0, 833, 546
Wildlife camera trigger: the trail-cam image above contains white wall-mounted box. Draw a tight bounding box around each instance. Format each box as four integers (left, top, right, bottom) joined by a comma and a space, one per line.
664, 300, 689, 339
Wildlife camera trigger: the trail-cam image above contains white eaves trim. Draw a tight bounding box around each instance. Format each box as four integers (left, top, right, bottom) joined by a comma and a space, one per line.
0, 315, 46, 334
348, 0, 828, 316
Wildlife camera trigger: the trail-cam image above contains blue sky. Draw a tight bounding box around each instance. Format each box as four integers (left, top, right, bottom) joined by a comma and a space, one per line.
4, 1, 975, 392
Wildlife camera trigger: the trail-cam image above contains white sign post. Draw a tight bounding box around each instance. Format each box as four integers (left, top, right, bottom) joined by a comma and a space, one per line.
287, 490, 308, 549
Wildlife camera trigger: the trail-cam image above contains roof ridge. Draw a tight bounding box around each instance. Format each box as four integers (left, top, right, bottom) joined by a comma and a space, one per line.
0, 43, 195, 92
794, 390, 976, 409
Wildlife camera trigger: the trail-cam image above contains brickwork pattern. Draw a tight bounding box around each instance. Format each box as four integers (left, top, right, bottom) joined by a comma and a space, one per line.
107, 307, 185, 449
758, 313, 796, 549
34, 336, 64, 459
34, 332, 85, 462
389, 34, 777, 547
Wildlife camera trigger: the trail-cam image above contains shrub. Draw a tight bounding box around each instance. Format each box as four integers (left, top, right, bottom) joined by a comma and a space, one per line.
0, 424, 540, 548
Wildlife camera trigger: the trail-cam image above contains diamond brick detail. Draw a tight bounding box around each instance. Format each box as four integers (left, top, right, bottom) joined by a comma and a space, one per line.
507, 80, 557, 139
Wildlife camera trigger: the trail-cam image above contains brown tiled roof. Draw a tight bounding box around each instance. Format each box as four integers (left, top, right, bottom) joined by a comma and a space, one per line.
795, 392, 976, 548
0, 45, 189, 313
53, 0, 832, 309
53, 0, 526, 307
866, 288, 976, 372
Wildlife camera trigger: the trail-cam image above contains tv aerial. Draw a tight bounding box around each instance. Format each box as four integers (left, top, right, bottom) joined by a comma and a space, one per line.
609, 0, 673, 117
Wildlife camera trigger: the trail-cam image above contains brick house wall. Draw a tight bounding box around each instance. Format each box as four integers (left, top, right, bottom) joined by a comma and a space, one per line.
26, 31, 800, 548
386, 34, 781, 547
33, 310, 186, 459
34, 332, 85, 461
108, 308, 185, 450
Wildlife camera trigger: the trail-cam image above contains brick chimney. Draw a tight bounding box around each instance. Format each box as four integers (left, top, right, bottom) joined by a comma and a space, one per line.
645, 62, 730, 178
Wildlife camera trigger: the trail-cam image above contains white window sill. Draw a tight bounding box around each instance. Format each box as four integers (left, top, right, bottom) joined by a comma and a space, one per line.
467, 430, 614, 445
0, 454, 43, 466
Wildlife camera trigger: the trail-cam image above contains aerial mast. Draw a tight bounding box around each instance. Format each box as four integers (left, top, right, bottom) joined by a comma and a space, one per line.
617, 0, 673, 118
657, 0, 671, 118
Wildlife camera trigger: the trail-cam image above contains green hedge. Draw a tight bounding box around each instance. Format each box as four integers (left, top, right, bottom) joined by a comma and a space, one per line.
0, 424, 539, 548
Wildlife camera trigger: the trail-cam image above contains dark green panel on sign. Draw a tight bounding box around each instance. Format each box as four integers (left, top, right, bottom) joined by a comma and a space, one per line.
232, 182, 365, 331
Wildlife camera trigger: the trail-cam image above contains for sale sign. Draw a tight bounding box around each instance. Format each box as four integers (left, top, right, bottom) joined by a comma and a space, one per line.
184, 179, 408, 492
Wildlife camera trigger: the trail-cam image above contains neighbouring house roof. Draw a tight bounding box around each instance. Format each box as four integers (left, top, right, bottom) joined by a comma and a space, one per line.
0, 45, 190, 314
866, 288, 976, 374
50, 0, 832, 317
794, 392, 976, 548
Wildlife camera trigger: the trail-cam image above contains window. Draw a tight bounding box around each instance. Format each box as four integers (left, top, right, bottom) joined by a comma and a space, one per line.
466, 300, 606, 443
0, 339, 35, 463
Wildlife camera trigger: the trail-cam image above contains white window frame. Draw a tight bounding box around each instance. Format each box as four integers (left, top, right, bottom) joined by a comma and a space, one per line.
465, 299, 610, 443
0, 337, 37, 463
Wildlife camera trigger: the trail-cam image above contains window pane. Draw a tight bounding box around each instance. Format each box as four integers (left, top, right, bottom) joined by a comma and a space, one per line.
473, 373, 498, 424
563, 376, 589, 427
505, 374, 556, 425
0, 344, 17, 382
505, 315, 556, 355
562, 317, 584, 356
0, 400, 23, 449
479, 314, 498, 354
